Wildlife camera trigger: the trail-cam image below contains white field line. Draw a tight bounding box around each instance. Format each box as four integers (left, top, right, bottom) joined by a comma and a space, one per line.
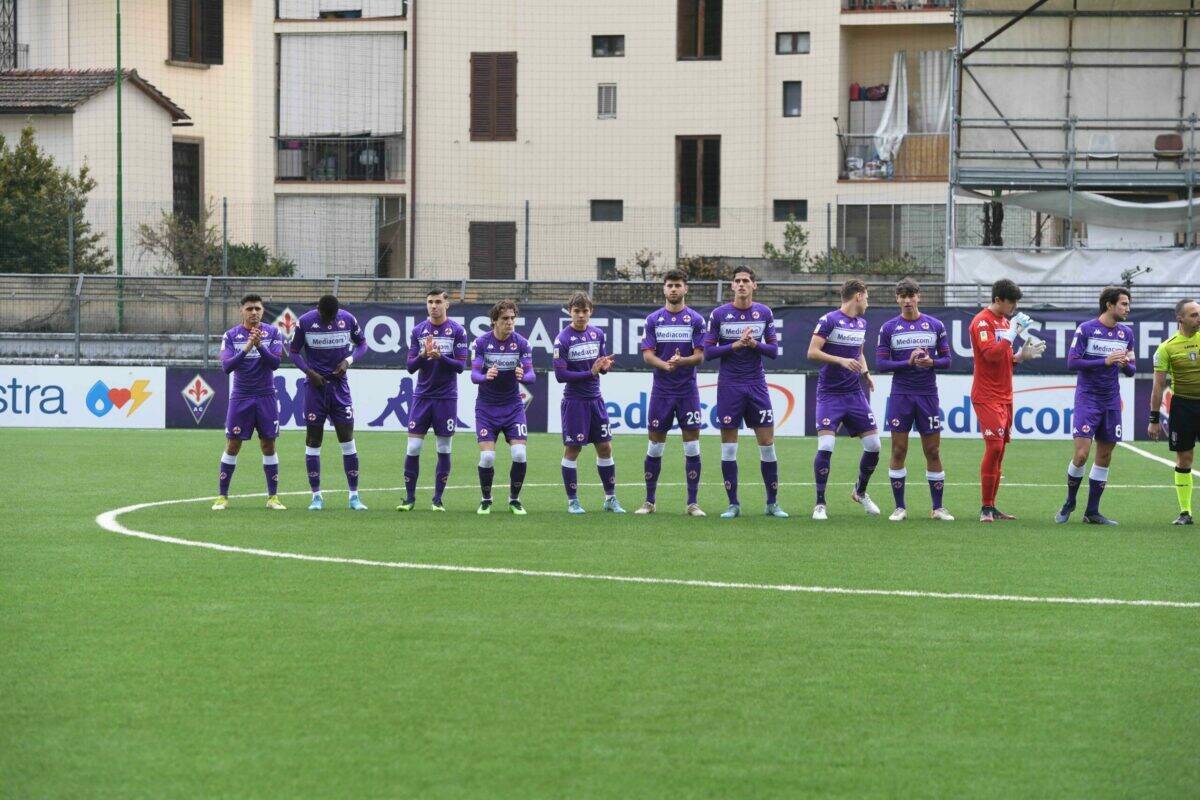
94, 488, 1200, 610
1118, 441, 1200, 477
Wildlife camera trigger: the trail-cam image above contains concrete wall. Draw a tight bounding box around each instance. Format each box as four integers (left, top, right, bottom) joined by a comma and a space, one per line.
0, 114, 74, 169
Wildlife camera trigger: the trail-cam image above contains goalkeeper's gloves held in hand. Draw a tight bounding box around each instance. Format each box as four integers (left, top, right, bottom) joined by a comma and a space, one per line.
1020, 339, 1046, 361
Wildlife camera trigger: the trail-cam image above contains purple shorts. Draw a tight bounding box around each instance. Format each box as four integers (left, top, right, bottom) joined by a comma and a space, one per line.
561, 397, 611, 445
885, 394, 942, 435
476, 401, 528, 442
715, 382, 774, 430
408, 395, 458, 437
1072, 403, 1123, 442
815, 391, 877, 436
226, 394, 280, 440
648, 389, 703, 432
302, 378, 354, 427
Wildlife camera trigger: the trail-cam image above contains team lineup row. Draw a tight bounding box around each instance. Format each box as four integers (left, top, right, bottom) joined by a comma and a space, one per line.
211, 267, 1200, 525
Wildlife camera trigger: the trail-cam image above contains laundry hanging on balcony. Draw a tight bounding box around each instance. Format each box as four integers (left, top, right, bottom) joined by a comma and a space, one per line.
873, 51, 909, 165
957, 188, 1200, 233
918, 49, 951, 134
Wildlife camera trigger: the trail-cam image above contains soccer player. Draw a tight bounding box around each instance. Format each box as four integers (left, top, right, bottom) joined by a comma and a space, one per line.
637, 269, 707, 516
554, 291, 625, 514
471, 300, 534, 515
398, 289, 469, 512
875, 278, 954, 521
704, 266, 786, 519
807, 279, 880, 520
1056, 286, 1136, 526
1148, 298, 1200, 525
213, 294, 286, 511
969, 278, 1045, 523
288, 294, 369, 511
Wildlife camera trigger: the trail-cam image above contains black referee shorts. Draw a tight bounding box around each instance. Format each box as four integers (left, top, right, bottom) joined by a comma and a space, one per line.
1168, 396, 1200, 452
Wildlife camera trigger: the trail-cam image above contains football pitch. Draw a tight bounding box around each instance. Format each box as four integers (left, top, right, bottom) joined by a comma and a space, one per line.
2, 428, 1197, 798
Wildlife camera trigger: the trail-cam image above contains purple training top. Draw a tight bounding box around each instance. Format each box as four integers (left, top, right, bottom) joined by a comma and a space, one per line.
701, 302, 780, 384
813, 309, 868, 395
875, 313, 951, 395
288, 309, 367, 379
406, 317, 469, 399
1068, 318, 1136, 406
472, 330, 535, 406
639, 305, 706, 396
554, 324, 607, 400
221, 323, 283, 397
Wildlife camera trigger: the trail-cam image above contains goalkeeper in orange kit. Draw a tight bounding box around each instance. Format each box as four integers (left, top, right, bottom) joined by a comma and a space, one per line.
969, 279, 1046, 522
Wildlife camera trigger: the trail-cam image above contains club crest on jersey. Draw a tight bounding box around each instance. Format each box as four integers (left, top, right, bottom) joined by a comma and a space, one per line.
232, 426, 241, 435
479, 428, 488, 437
337, 319, 346, 329
921, 322, 930, 329
307, 413, 317, 421
181, 374, 215, 424
1082, 424, 1091, 433
752, 311, 760, 319
821, 418, 831, 426
723, 415, 732, 424
576, 433, 585, 441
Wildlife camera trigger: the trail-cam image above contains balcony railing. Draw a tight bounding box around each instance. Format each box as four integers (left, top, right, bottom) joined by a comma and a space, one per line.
276, 135, 405, 182
842, 0, 952, 10
838, 133, 949, 181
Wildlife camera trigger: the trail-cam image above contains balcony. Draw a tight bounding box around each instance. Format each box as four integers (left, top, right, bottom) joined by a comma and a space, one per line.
839, 132, 949, 182
843, 0, 952, 10
276, 135, 405, 183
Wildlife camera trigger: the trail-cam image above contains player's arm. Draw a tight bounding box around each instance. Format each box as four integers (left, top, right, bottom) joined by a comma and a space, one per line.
596, 331, 613, 375
639, 321, 670, 369
287, 327, 312, 371
874, 327, 907, 373
859, 352, 874, 391
220, 332, 248, 374
517, 341, 536, 385
702, 312, 735, 360
405, 328, 423, 373
469, 345, 489, 384
754, 314, 780, 359
1148, 346, 1170, 438
1122, 329, 1137, 377
347, 319, 368, 365
553, 344, 593, 383
1066, 326, 1107, 372
807, 332, 861, 372
972, 319, 1017, 363
931, 327, 952, 370
257, 330, 282, 371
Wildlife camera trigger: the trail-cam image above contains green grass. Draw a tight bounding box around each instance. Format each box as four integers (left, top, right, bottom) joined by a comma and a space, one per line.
2, 429, 1198, 798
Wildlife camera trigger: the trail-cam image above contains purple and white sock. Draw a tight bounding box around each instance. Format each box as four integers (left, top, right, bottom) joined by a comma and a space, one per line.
304, 446, 321, 493
263, 453, 279, 496
219, 452, 237, 496
340, 440, 359, 493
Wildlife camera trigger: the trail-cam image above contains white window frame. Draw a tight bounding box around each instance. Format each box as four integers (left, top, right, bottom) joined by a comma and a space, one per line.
597, 83, 617, 119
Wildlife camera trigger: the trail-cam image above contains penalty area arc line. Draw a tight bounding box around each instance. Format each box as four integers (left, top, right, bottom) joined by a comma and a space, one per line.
93, 491, 1200, 610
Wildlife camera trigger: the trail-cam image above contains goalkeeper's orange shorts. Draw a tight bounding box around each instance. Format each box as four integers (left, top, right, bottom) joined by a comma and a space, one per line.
972, 401, 1013, 443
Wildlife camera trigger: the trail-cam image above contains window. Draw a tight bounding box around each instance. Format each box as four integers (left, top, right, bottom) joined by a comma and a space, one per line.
470, 52, 517, 142
319, 10, 362, 18
676, 135, 720, 226
597, 84, 617, 119
469, 221, 517, 278
677, 0, 721, 60
773, 200, 808, 222
173, 140, 202, 223
169, 0, 223, 65
592, 35, 625, 57
776, 32, 810, 54
591, 200, 624, 222
597, 258, 617, 279
783, 82, 802, 117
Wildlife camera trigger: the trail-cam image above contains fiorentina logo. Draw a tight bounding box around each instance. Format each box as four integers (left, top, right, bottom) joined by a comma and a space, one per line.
683, 315, 690, 322
1082, 424, 1091, 433
723, 415, 732, 424
232, 426, 241, 435
752, 310, 760, 319
644, 471, 654, 481
181, 374, 214, 424
576, 433, 585, 441
921, 322, 930, 329
821, 418, 831, 426
480, 428, 489, 437
891, 418, 900, 427
650, 418, 660, 428
275, 308, 299, 342
337, 319, 346, 329
509, 342, 516, 350
724, 480, 732, 490
307, 412, 317, 421
893, 480, 903, 490
688, 470, 698, 480
818, 467, 829, 476
1118, 330, 1125, 339
408, 420, 416, 429
220, 471, 228, 480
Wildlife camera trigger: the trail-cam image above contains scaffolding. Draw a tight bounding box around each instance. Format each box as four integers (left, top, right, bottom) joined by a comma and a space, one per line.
949, 0, 1200, 252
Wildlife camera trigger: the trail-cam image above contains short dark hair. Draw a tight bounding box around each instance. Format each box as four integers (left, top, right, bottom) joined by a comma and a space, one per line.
732, 265, 757, 281
240, 293, 263, 307
317, 294, 339, 318
566, 291, 593, 311
841, 279, 867, 301
490, 299, 518, 322
1098, 286, 1130, 315
427, 288, 448, 299
663, 269, 688, 284
1176, 298, 1197, 318
894, 278, 920, 298
992, 279, 1022, 303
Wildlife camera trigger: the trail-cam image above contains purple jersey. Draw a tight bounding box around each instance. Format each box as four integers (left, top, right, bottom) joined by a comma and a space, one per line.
702, 302, 779, 384
473, 330, 534, 407
290, 309, 365, 377
1068, 318, 1136, 407
221, 323, 283, 398
554, 324, 607, 400
639, 305, 706, 396
813, 309, 867, 395
875, 313, 950, 396
407, 318, 469, 400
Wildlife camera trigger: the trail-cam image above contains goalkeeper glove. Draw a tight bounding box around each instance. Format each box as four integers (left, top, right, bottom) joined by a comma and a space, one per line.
1020, 339, 1046, 361
999, 312, 1034, 342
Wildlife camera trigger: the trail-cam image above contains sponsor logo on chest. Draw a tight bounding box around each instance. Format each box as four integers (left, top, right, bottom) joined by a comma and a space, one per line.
719, 321, 766, 340
307, 331, 352, 349
1085, 336, 1128, 357
654, 324, 694, 343
824, 327, 866, 347
890, 331, 938, 350
568, 342, 602, 361
484, 353, 520, 370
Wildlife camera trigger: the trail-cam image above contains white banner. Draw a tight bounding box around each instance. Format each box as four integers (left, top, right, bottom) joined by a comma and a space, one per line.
547, 373, 806, 437
868, 374, 1134, 440
0, 366, 166, 428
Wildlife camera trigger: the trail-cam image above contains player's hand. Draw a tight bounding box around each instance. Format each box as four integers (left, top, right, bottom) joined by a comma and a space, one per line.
486, 365, 499, 381
423, 335, 439, 358
514, 365, 525, 380
842, 357, 864, 373
907, 348, 922, 366
331, 359, 350, 378
1148, 422, 1162, 440
864, 373, 875, 392
305, 369, 325, 388
914, 352, 935, 368
662, 359, 677, 373
592, 355, 613, 375
1011, 312, 1034, 336
1104, 351, 1126, 366
244, 327, 261, 351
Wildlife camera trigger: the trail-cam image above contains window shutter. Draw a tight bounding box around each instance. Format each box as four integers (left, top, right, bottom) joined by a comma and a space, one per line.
494, 222, 517, 278
469, 222, 495, 277
469, 222, 516, 278
494, 53, 517, 141
470, 53, 496, 141
677, 0, 697, 59
170, 0, 192, 61
201, 0, 224, 64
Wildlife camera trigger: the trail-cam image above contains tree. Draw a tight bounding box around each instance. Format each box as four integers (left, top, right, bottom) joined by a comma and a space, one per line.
138, 201, 295, 276
615, 248, 665, 281
0, 126, 112, 273
762, 214, 812, 274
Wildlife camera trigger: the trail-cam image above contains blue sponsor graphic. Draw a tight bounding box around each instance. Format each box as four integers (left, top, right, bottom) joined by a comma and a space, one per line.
367, 376, 470, 429
0, 376, 66, 416
939, 393, 1077, 436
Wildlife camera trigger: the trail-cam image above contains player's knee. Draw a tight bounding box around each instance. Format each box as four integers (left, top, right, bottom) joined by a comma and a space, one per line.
510, 444, 527, 463
406, 437, 424, 457
683, 439, 701, 458
340, 440, 357, 456
435, 436, 453, 454
862, 433, 881, 453
758, 444, 777, 462
646, 441, 666, 459
984, 438, 1005, 458
817, 434, 835, 453
478, 450, 496, 469
721, 442, 738, 461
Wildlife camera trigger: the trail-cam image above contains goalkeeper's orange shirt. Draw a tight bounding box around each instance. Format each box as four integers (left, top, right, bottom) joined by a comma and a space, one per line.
970, 307, 1016, 403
